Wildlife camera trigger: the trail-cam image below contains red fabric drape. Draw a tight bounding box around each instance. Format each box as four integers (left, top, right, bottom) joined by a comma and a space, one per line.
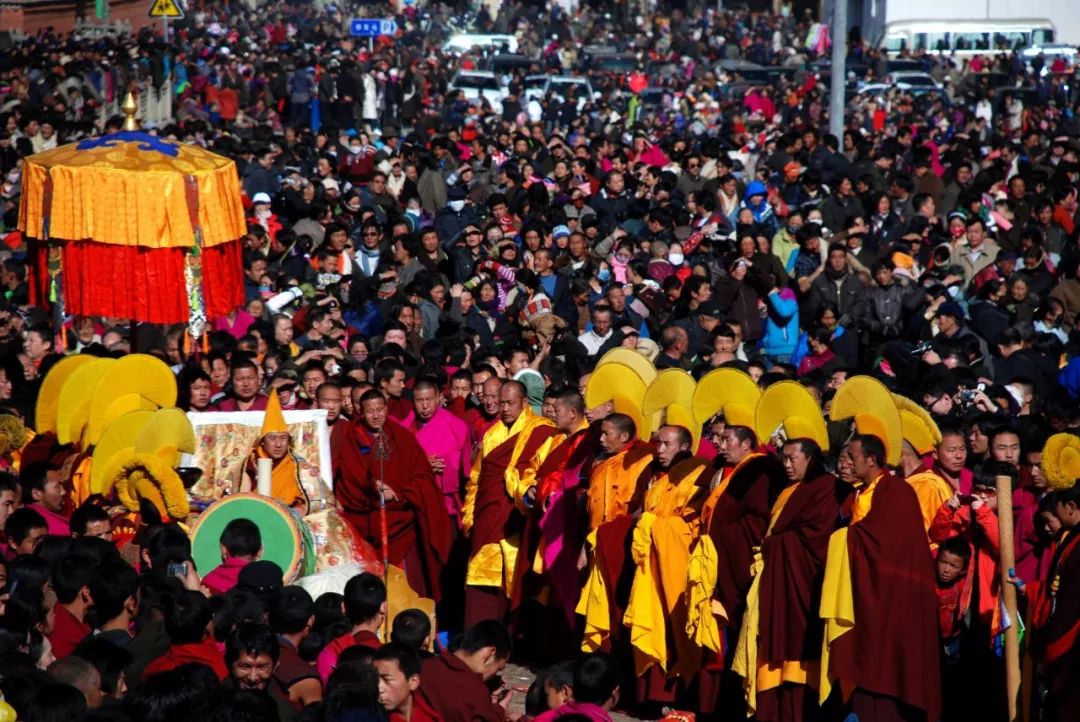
63, 241, 188, 323
201, 241, 244, 318
28, 239, 243, 324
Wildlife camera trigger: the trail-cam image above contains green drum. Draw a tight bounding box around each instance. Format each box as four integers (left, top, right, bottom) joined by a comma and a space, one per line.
189, 493, 316, 582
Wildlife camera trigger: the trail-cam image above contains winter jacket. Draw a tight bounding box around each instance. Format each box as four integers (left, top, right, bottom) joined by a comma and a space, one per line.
759, 287, 799, 359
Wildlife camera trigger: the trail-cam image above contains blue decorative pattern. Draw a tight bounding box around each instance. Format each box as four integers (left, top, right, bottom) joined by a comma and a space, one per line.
76, 132, 180, 157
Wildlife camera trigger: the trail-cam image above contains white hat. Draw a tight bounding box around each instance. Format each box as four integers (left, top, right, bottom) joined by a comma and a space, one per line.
252, 192, 271, 204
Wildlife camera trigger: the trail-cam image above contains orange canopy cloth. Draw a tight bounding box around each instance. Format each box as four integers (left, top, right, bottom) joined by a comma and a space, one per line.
18, 132, 246, 248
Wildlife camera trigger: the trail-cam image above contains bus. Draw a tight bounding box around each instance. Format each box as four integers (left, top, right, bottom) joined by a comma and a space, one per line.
878, 19, 1056, 57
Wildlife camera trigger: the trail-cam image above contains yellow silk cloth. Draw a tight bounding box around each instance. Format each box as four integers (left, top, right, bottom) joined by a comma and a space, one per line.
577, 528, 609, 652
586, 442, 654, 529
732, 483, 810, 716
906, 470, 953, 546
624, 458, 708, 677
464, 408, 553, 591
684, 453, 764, 652
19, 136, 245, 247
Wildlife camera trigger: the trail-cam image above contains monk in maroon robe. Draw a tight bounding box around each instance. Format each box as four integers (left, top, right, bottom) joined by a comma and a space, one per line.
752, 446, 848, 722
824, 437, 941, 722
419, 621, 512, 722
336, 390, 452, 600
693, 434, 789, 715
1030, 488, 1080, 722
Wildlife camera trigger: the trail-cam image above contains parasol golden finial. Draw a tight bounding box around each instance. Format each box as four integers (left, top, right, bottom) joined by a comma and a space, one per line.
121, 91, 140, 131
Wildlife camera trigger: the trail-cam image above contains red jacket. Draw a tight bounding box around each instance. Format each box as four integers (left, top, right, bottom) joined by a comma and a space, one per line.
930, 502, 1002, 639
143, 639, 228, 680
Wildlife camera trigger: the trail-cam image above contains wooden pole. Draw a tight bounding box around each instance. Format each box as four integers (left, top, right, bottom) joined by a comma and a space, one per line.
997, 473, 1021, 721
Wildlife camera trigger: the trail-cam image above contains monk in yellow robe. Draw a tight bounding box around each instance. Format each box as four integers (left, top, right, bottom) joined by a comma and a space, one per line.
900, 438, 953, 543
462, 379, 557, 627
623, 424, 710, 704
576, 412, 654, 654
241, 389, 330, 513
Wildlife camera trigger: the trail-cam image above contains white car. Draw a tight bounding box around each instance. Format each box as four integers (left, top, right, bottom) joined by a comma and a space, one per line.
884, 71, 942, 89
522, 75, 594, 110
448, 70, 508, 114
442, 33, 518, 56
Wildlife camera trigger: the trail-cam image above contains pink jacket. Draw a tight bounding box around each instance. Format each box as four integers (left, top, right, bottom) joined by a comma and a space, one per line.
412, 407, 472, 522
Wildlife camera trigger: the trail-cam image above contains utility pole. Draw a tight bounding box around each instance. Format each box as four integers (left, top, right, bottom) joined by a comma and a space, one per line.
828, 0, 847, 140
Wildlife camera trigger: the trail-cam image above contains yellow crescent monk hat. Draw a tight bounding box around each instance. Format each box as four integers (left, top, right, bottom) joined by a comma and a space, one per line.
35, 354, 96, 435
830, 376, 903, 466
893, 393, 942, 455
1042, 433, 1080, 491
755, 380, 829, 451
135, 408, 196, 466
56, 358, 116, 445
260, 389, 288, 438
89, 410, 156, 495
585, 362, 647, 411
596, 347, 658, 386
642, 369, 696, 417
693, 368, 760, 430
611, 394, 649, 441
665, 402, 701, 451
86, 354, 177, 446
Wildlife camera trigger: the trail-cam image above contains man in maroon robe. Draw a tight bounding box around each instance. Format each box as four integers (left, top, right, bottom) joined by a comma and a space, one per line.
824, 435, 941, 722
749, 438, 848, 722
1030, 485, 1080, 722
463, 380, 556, 627
419, 620, 512, 722
691, 425, 788, 714
336, 390, 452, 599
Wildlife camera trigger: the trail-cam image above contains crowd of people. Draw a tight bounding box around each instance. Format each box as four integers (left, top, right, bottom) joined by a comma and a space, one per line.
0, 0, 1080, 721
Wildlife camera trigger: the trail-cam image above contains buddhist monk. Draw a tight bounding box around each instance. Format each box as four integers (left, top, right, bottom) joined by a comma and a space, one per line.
577, 412, 654, 654
463, 380, 557, 627
336, 390, 452, 599
241, 389, 330, 513
419, 620, 512, 722
819, 435, 941, 722
688, 421, 788, 716
624, 425, 709, 704
900, 438, 953, 542
733, 436, 847, 722
408, 378, 471, 527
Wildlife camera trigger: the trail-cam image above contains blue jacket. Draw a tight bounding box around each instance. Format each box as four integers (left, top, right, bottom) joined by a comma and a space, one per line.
759, 287, 799, 358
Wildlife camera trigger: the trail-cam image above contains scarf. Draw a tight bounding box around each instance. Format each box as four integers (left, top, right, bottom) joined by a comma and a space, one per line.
357, 245, 381, 276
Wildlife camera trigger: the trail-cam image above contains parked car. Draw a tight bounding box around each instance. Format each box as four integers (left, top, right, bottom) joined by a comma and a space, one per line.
448, 70, 508, 114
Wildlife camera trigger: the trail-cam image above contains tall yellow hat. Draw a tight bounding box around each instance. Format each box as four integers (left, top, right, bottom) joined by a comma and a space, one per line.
692, 368, 760, 430
611, 394, 649, 440
585, 362, 647, 411
35, 354, 96, 435
755, 380, 829, 451
90, 410, 155, 495
136, 408, 196, 465
86, 354, 177, 446
642, 369, 696, 417
893, 393, 941, 455
665, 402, 701, 451
56, 358, 115, 445
596, 347, 657, 386
260, 389, 288, 437
830, 376, 903, 466
1042, 433, 1080, 491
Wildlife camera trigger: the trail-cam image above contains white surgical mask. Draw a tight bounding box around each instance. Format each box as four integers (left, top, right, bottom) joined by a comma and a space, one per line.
448, 200, 466, 212
669, 252, 684, 266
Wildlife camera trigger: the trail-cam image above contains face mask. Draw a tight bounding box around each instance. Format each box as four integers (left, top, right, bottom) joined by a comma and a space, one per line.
256, 209, 271, 219
448, 200, 466, 212
669, 253, 684, 266
597, 268, 611, 282
350, 145, 361, 154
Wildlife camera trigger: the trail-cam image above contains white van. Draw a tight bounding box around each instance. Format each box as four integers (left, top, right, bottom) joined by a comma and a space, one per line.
442, 33, 518, 56
878, 19, 1055, 57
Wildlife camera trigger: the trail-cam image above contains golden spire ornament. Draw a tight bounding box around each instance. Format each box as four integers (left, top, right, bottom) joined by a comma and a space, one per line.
121, 91, 140, 131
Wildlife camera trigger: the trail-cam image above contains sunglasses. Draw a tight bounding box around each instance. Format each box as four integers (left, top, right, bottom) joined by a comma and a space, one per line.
363, 231, 380, 237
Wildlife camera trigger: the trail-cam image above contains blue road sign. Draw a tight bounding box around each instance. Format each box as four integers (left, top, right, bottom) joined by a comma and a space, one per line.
350, 18, 397, 37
